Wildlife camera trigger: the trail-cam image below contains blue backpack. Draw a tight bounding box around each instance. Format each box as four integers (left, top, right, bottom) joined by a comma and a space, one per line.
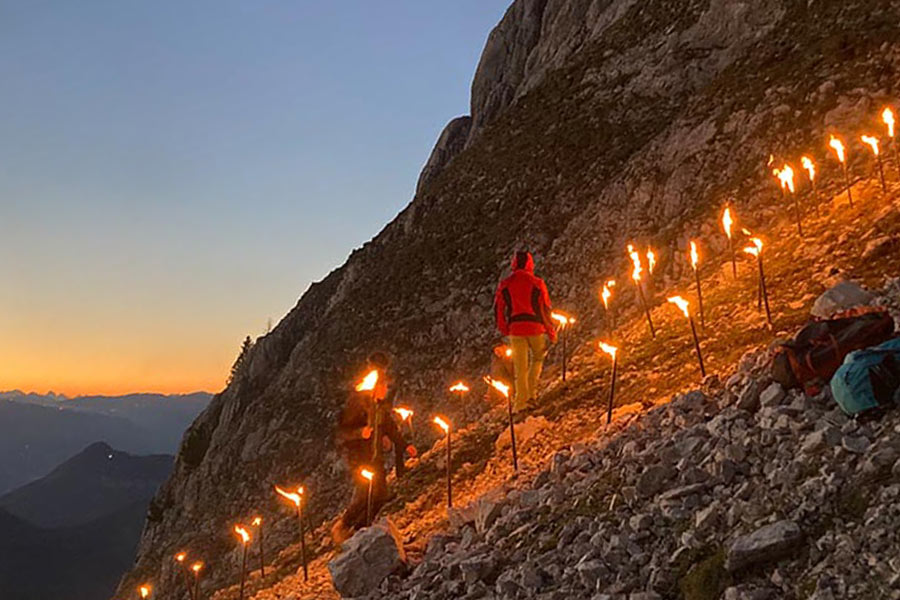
831, 337, 900, 416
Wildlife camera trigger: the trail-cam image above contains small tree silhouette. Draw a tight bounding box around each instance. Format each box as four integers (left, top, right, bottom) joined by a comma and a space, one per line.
228, 335, 254, 385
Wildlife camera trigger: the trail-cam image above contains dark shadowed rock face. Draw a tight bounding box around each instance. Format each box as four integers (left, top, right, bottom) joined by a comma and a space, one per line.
119, 0, 900, 595
416, 116, 472, 195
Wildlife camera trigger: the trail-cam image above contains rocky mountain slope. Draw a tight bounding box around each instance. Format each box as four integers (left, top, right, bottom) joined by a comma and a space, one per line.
118, 0, 900, 597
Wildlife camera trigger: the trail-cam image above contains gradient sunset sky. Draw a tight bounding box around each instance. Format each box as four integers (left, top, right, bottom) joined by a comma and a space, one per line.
0, 1, 511, 396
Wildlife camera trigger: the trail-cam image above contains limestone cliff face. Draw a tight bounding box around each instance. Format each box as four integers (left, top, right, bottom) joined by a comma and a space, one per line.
118, 0, 900, 595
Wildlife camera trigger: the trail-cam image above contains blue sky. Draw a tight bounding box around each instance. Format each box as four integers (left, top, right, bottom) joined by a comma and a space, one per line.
0, 0, 511, 394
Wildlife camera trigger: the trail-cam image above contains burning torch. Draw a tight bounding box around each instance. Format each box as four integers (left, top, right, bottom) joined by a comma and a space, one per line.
275, 485, 308, 581
360, 468, 375, 526
432, 416, 452, 509
138, 584, 152, 600
668, 296, 706, 379
829, 135, 854, 207
251, 516, 265, 579
861, 135, 887, 195
191, 563, 203, 600
355, 368, 382, 465
628, 244, 656, 338
744, 237, 772, 328
485, 376, 517, 472
601, 280, 616, 331
689, 240, 705, 327
597, 341, 618, 425
883, 107, 899, 180
801, 156, 820, 217
175, 551, 195, 600
393, 406, 414, 436
722, 207, 736, 278
449, 381, 470, 397
551, 311, 576, 381
775, 164, 803, 237
233, 525, 251, 600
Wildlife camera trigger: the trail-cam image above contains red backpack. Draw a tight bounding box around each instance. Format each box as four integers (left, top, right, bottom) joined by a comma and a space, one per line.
771, 308, 896, 395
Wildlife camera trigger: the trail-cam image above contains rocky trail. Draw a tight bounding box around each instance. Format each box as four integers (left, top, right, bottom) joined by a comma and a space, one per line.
207, 142, 900, 600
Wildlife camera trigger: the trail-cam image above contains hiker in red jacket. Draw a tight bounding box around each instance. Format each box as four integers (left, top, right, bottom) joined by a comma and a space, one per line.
494, 251, 557, 411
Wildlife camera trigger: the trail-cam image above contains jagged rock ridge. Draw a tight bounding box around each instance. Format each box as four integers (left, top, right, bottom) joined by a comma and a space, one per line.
118, 0, 900, 596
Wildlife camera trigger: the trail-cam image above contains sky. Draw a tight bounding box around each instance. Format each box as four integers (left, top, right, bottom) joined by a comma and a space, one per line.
0, 1, 511, 396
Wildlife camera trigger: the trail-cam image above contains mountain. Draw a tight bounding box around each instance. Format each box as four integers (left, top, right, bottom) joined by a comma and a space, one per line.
0, 442, 173, 528
0, 392, 209, 493
119, 0, 900, 596
0, 502, 150, 600
0, 443, 172, 600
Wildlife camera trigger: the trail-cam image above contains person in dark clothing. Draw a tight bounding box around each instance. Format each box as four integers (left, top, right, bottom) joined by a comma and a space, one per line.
332, 352, 412, 545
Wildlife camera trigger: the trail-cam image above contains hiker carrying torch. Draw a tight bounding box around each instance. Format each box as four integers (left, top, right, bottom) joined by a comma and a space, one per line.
332, 352, 415, 545
494, 251, 557, 412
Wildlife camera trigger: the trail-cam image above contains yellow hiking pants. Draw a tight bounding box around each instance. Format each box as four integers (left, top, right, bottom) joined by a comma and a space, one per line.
509, 334, 548, 411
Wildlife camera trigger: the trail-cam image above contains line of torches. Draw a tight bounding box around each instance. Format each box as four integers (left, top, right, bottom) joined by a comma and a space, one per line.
133, 106, 900, 600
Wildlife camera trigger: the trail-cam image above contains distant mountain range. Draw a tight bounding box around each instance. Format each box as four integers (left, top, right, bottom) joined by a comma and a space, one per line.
0, 442, 172, 600
0, 441, 173, 528
0, 391, 210, 493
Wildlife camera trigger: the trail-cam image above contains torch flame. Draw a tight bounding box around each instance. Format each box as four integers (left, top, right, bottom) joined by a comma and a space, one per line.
139, 585, 151, 599
777, 164, 795, 193
275, 485, 302, 507
432, 415, 450, 434
646, 248, 656, 274
360, 468, 374, 482
883, 107, 896, 138
722, 207, 733, 239
689, 240, 699, 270
252, 516, 262, 527
448, 381, 470, 393
191, 562, 204, 574
483, 376, 510, 398
801, 156, 816, 182
551, 311, 575, 327
175, 551, 187, 563
597, 341, 617, 359
393, 407, 413, 421
601, 285, 612, 309
861, 134, 880, 156
667, 296, 690, 319
767, 154, 774, 167
829, 135, 846, 163
607, 279, 616, 288
743, 237, 763, 257
628, 244, 643, 282
234, 525, 251, 545
355, 369, 379, 392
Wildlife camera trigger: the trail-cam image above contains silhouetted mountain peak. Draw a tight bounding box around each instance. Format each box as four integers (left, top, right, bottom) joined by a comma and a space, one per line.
0, 443, 172, 529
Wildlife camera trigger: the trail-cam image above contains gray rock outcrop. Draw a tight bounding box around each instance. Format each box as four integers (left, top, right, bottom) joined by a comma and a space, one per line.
328, 519, 406, 598
726, 520, 804, 572
811, 281, 875, 318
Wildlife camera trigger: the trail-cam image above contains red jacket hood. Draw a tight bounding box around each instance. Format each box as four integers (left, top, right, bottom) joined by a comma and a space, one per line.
511, 251, 534, 273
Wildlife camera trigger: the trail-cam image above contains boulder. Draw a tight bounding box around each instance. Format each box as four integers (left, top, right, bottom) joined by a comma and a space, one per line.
636, 465, 675, 498
811, 281, 873, 318
759, 383, 786, 408
726, 520, 804, 571
328, 519, 406, 598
